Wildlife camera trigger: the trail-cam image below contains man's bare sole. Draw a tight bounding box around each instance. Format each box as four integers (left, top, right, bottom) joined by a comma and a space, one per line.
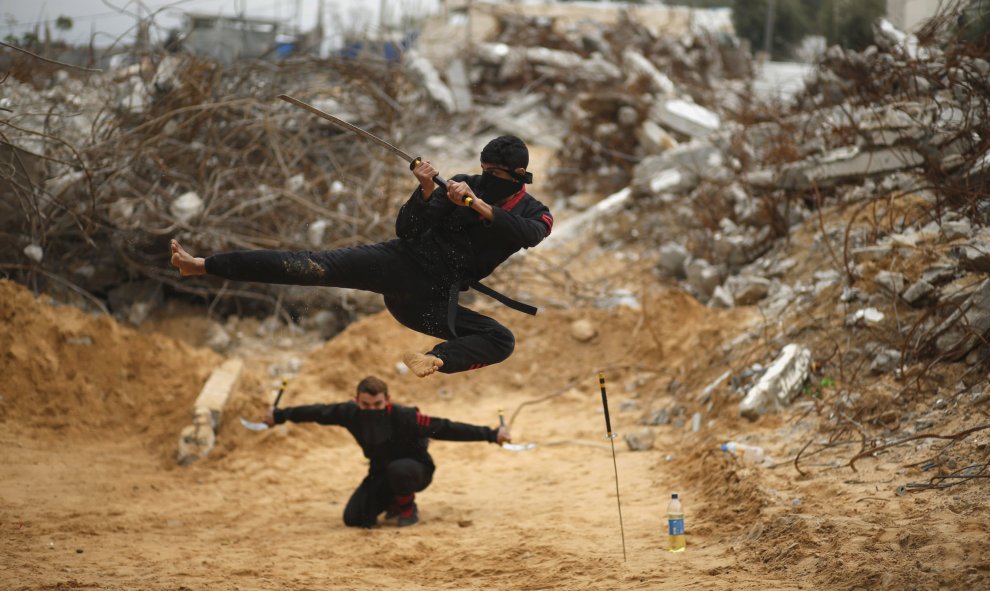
403, 352, 443, 378
170, 239, 206, 276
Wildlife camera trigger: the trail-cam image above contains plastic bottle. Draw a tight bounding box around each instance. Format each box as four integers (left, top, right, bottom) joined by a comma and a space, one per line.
666, 492, 685, 552
720, 441, 766, 463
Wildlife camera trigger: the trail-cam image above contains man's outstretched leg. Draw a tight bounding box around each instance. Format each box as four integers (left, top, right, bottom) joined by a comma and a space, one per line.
170, 240, 206, 276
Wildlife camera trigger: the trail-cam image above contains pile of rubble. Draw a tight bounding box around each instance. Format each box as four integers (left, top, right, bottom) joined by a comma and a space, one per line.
1, 52, 452, 328
582, 11, 990, 430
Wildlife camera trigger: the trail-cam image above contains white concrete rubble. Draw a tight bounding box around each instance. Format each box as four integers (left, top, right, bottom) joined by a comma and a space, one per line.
739, 344, 813, 420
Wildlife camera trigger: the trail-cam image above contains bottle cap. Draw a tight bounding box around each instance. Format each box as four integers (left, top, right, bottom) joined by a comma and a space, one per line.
671, 492, 679, 499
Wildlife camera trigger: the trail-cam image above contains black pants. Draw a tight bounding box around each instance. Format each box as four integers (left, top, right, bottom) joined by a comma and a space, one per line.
205, 240, 515, 373
343, 459, 432, 528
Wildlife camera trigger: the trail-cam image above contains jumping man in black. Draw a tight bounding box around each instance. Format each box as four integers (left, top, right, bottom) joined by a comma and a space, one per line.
261, 376, 511, 527
170, 136, 553, 377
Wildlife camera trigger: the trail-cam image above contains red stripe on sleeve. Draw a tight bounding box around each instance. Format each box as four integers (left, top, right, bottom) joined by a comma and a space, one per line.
541, 213, 553, 235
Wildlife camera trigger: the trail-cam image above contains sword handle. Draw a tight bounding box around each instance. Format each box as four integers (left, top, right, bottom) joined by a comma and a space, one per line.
410, 156, 448, 188
498, 407, 506, 428
599, 373, 613, 436
272, 378, 288, 409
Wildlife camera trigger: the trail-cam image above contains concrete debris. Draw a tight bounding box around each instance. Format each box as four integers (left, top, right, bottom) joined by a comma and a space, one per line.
685, 258, 722, 300
405, 49, 456, 113
622, 49, 676, 96
847, 308, 885, 327
650, 99, 721, 140
23, 244, 43, 263
874, 271, 906, 296
869, 344, 902, 375
445, 59, 474, 113
932, 279, 990, 360
170, 191, 204, 224
178, 358, 244, 465
903, 279, 936, 306
709, 285, 734, 308
658, 242, 688, 278
740, 344, 813, 421
726, 275, 772, 306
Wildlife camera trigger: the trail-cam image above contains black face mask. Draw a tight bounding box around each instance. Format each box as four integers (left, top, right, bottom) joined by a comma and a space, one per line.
478, 171, 524, 204
358, 408, 390, 445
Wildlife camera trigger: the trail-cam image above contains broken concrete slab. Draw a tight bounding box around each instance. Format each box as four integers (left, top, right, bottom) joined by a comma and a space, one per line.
740, 344, 812, 421
622, 49, 676, 96
177, 358, 244, 465
552, 187, 631, 243
781, 145, 925, 189
405, 49, 456, 113
649, 98, 721, 139
445, 58, 474, 113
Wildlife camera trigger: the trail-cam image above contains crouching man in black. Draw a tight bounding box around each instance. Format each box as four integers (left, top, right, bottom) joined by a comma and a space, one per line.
264, 375, 510, 528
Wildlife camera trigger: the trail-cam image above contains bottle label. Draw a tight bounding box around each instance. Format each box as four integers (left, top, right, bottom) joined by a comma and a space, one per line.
668, 517, 684, 536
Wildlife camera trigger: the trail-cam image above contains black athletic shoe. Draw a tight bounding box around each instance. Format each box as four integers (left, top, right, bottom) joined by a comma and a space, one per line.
397, 503, 419, 527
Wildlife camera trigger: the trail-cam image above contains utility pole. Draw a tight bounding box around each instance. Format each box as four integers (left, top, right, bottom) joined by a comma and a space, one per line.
763, 0, 776, 58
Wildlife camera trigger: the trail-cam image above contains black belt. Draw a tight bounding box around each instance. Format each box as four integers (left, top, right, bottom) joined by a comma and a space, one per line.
469, 281, 538, 316
445, 281, 538, 338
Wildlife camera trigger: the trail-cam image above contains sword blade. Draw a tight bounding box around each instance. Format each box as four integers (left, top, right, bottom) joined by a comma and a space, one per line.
239, 417, 269, 431
278, 94, 415, 164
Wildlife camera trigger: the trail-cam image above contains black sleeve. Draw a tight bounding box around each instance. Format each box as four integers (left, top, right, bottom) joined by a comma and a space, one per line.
395, 182, 457, 239
411, 409, 498, 443
274, 402, 355, 426
486, 201, 552, 249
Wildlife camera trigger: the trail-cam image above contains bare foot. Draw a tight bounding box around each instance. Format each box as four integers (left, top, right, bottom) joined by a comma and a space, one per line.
170, 239, 206, 276
403, 352, 444, 378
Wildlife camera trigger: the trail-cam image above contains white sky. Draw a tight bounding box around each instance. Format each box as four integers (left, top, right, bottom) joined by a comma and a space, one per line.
1, 0, 440, 47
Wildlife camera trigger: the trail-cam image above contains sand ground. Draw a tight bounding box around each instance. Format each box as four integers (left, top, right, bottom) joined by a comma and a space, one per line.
3, 275, 988, 591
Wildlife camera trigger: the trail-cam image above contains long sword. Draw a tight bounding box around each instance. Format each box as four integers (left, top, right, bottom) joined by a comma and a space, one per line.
277, 94, 448, 188
599, 372, 627, 561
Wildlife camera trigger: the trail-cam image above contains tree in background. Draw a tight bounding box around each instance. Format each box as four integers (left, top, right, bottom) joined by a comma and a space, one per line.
820, 0, 886, 50
731, 0, 817, 59
667, 0, 888, 59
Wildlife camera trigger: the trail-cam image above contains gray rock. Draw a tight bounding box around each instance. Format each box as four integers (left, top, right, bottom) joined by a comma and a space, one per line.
624, 427, 655, 451
726, 275, 771, 305
933, 279, 990, 359
902, 279, 935, 305
685, 258, 722, 299
709, 285, 734, 308
942, 219, 972, 241
648, 408, 671, 425
619, 400, 640, 413
658, 242, 689, 277
204, 324, 232, 353
869, 345, 901, 374
875, 271, 905, 295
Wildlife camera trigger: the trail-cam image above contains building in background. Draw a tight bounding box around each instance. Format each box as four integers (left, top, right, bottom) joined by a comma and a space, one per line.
180, 13, 283, 63
886, 0, 944, 31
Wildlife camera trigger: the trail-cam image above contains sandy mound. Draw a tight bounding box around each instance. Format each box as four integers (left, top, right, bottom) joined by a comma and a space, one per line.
0, 279, 220, 457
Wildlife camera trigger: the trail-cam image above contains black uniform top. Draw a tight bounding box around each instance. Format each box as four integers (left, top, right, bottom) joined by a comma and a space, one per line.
273, 401, 498, 475
395, 174, 553, 284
